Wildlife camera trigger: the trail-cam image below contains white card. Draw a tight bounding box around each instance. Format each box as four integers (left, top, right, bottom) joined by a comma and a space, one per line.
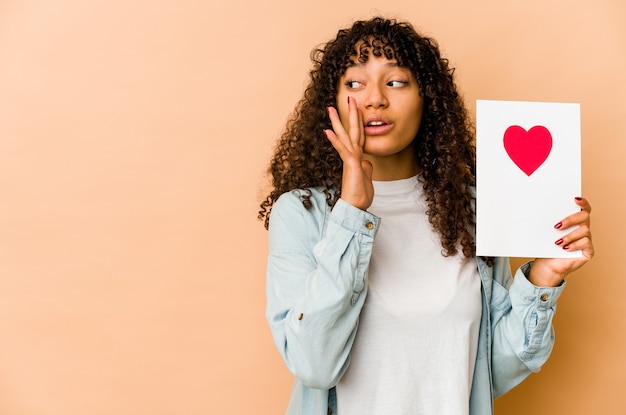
476, 99, 582, 258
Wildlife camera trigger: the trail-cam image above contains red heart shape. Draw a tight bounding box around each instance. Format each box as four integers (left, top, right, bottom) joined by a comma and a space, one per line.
503, 125, 552, 176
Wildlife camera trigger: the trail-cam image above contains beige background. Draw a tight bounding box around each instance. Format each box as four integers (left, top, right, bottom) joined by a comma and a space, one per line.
0, 0, 623, 414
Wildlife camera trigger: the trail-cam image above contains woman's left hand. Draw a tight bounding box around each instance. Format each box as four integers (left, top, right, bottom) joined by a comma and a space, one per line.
528, 197, 594, 287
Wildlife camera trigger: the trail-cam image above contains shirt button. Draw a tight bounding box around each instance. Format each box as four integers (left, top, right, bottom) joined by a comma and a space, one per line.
365, 221, 374, 230
540, 294, 549, 301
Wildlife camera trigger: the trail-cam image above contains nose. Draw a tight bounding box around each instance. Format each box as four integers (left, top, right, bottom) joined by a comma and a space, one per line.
364, 83, 388, 108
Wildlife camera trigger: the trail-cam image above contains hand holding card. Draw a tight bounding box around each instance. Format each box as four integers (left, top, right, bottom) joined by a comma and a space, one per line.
528, 196, 594, 286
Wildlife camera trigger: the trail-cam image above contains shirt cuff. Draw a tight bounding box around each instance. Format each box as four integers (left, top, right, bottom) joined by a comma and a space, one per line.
513, 261, 566, 308
330, 198, 380, 237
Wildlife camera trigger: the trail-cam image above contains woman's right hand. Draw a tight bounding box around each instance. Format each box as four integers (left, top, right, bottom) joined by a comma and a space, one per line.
324, 96, 374, 211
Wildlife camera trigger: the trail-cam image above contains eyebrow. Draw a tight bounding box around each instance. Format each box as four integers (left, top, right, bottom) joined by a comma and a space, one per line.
348, 61, 400, 68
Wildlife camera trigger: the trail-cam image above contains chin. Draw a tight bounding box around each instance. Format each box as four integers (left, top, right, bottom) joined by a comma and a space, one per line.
364, 147, 407, 157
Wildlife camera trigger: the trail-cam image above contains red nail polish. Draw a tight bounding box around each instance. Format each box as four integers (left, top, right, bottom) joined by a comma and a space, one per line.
554, 222, 562, 229
575, 197, 582, 201
555, 238, 564, 246
347, 96, 351, 105
563, 245, 570, 250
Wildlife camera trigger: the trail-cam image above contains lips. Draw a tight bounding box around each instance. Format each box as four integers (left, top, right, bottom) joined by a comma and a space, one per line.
364, 114, 393, 135
367, 121, 386, 126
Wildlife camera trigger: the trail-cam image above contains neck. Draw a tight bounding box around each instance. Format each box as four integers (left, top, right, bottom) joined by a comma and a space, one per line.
365, 150, 419, 181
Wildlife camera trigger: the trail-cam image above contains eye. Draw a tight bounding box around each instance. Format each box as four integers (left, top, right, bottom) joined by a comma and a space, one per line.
387, 80, 408, 87
344, 80, 363, 89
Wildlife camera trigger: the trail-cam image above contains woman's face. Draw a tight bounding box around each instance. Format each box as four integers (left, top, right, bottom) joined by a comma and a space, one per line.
335, 50, 424, 178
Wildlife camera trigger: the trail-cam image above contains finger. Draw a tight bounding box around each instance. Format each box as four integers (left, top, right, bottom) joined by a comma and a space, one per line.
555, 210, 590, 231
347, 96, 360, 145
327, 106, 348, 142
323, 128, 350, 159
560, 236, 594, 258
555, 223, 591, 248
357, 104, 365, 148
555, 197, 592, 229
574, 196, 592, 214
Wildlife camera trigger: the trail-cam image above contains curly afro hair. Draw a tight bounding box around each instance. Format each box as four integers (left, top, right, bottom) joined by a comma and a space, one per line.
259, 17, 478, 260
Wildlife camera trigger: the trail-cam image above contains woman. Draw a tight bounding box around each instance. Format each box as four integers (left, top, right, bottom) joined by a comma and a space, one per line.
259, 17, 593, 415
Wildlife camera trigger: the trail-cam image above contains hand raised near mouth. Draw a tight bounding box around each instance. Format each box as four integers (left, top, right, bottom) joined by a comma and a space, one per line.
324, 96, 374, 211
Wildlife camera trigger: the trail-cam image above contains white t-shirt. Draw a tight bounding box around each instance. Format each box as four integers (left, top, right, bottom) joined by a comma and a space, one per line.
336, 176, 482, 415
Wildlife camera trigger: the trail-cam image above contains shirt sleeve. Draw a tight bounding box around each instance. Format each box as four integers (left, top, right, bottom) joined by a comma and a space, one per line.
265, 192, 379, 390
489, 258, 566, 397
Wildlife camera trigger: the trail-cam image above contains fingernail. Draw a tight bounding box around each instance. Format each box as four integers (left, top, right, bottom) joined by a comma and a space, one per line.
347, 96, 351, 105
563, 245, 570, 250
575, 197, 582, 201
555, 238, 564, 246
554, 222, 562, 229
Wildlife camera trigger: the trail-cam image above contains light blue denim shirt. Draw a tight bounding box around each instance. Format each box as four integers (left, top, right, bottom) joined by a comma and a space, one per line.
266, 188, 565, 415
